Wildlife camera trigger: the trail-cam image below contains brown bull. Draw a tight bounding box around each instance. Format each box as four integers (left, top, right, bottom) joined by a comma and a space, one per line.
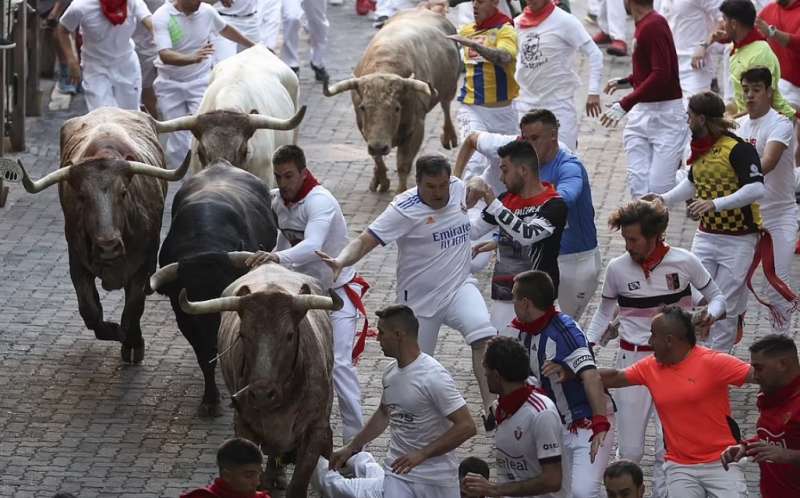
17, 107, 188, 363
179, 257, 340, 498
323, 9, 460, 192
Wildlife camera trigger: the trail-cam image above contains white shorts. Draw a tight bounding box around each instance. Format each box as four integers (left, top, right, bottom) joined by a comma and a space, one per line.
383, 474, 459, 498
557, 247, 602, 321
82, 52, 142, 112
416, 280, 495, 354
663, 461, 748, 498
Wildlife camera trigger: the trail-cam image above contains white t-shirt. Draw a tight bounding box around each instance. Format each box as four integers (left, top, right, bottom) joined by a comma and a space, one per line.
495, 390, 565, 498
152, 2, 226, 82
60, 0, 151, 66
271, 185, 356, 290
368, 177, 472, 318
514, 8, 595, 107
382, 353, 466, 486
736, 109, 797, 219
661, 0, 721, 58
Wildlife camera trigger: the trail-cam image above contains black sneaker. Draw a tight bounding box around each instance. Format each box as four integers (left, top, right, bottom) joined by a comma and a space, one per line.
373, 15, 388, 29
310, 63, 329, 83
290, 66, 300, 75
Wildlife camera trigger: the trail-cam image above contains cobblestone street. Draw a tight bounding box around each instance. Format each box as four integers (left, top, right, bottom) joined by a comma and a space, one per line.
0, 1, 792, 496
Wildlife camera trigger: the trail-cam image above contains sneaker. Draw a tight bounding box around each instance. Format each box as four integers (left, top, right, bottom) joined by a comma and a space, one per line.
0, 37, 15, 49
592, 31, 612, 45
329, 0, 343, 4
584, 13, 598, 25
290, 66, 300, 75
373, 15, 388, 29
606, 39, 628, 56
310, 63, 329, 82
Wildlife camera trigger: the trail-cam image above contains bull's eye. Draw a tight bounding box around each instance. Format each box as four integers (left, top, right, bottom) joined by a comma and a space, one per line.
394, 105, 401, 113
358, 104, 365, 112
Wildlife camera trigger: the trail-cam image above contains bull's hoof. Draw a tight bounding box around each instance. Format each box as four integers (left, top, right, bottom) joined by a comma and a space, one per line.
93, 321, 123, 341
197, 401, 223, 418
368, 176, 379, 192
440, 131, 458, 150
120, 342, 145, 364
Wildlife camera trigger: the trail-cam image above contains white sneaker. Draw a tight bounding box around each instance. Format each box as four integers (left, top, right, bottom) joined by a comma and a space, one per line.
329, 0, 343, 5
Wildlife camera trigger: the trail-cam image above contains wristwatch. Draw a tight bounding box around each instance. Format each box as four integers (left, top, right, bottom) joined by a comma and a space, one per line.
768, 24, 778, 38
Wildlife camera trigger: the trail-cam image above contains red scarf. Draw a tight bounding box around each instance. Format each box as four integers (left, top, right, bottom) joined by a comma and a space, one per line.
731, 28, 766, 54
475, 9, 512, 30
745, 231, 799, 328
687, 134, 717, 165
180, 478, 271, 498
283, 171, 320, 207
517, 1, 556, 28
100, 0, 128, 25
496, 384, 536, 425
510, 306, 558, 335
640, 241, 670, 279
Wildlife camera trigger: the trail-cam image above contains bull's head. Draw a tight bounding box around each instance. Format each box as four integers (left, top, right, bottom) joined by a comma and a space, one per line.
153, 107, 307, 167
323, 73, 437, 158
16, 156, 189, 289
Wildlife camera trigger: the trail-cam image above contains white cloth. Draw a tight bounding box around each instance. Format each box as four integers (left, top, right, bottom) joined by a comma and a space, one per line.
382, 353, 466, 486
623, 99, 689, 197
281, 0, 328, 68
375, 0, 417, 19
81, 55, 143, 111
476, 132, 517, 194
271, 185, 357, 289
562, 424, 615, 498
457, 104, 518, 181
491, 300, 516, 338
153, 73, 209, 166
152, 2, 226, 82
515, 99, 580, 152
368, 177, 472, 318
416, 280, 495, 353
779, 78, 800, 109
133, 0, 162, 89
557, 247, 602, 321
258, 0, 282, 50
663, 461, 748, 498
383, 474, 459, 498
494, 390, 565, 498
597, 0, 627, 41
312, 453, 384, 498
662, 0, 721, 58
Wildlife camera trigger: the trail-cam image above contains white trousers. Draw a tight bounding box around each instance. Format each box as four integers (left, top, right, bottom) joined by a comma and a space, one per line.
678, 54, 714, 108
467, 201, 494, 274
416, 280, 495, 354
259, 0, 282, 51
557, 248, 602, 321
516, 99, 578, 151
761, 211, 798, 334
215, 16, 260, 63
623, 99, 688, 198
456, 104, 518, 180
597, 0, 627, 40
692, 231, 758, 352
383, 474, 459, 498
375, 0, 417, 18
312, 454, 384, 498
663, 461, 748, 498
562, 422, 616, 498
82, 53, 142, 112
331, 285, 365, 443
588, 0, 601, 16
614, 348, 667, 498
282, 0, 328, 68
154, 74, 210, 167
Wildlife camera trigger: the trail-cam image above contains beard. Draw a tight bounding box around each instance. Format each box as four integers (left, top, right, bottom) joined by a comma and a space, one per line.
778, 0, 791, 6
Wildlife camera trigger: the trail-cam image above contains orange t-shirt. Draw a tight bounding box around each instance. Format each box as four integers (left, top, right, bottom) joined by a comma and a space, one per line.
624, 346, 751, 465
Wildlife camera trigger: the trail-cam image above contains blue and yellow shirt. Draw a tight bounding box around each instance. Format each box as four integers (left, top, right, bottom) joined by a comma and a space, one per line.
458, 22, 519, 106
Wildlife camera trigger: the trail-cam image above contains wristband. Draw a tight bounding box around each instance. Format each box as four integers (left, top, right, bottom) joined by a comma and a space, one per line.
590, 415, 611, 438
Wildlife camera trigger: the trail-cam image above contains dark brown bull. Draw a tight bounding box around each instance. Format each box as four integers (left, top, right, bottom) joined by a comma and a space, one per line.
17, 107, 188, 363
179, 259, 340, 497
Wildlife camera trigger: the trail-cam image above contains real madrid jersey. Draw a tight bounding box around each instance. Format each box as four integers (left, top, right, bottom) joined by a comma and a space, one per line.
368, 178, 472, 317
494, 390, 565, 498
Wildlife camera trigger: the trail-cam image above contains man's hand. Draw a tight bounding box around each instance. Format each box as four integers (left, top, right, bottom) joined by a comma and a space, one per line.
472, 240, 497, 258
542, 360, 573, 382
691, 46, 707, 69
329, 445, 355, 470
316, 250, 345, 280
600, 103, 626, 128
590, 430, 607, 464
692, 306, 714, 340
688, 199, 715, 218
245, 250, 279, 268
755, 18, 770, 38
598, 317, 620, 347
391, 450, 427, 474
446, 34, 477, 49
720, 443, 747, 470
586, 94, 602, 117
604, 78, 630, 95
746, 440, 793, 464
466, 177, 495, 206
461, 474, 497, 497
193, 43, 215, 63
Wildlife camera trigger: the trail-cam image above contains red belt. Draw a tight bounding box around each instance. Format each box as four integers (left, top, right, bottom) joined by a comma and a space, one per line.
619, 339, 653, 352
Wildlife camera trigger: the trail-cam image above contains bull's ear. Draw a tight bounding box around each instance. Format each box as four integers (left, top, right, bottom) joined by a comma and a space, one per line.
236, 285, 251, 297
299, 283, 312, 295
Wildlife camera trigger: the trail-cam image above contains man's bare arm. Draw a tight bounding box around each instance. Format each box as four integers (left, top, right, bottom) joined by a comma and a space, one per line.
447, 35, 513, 66
220, 24, 254, 48
454, 132, 480, 178
599, 368, 631, 389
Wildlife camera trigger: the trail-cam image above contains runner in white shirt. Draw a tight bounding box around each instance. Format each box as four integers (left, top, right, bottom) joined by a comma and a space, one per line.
213, 0, 260, 62
585, 200, 725, 498
461, 336, 564, 498
330, 305, 476, 498
318, 155, 497, 416
133, 0, 164, 116
151, 0, 253, 166
247, 145, 366, 444
513, 0, 604, 150
57, 0, 154, 111
736, 67, 798, 334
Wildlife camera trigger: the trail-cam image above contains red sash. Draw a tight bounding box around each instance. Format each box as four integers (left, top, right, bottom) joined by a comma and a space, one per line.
342, 275, 376, 364
745, 231, 799, 328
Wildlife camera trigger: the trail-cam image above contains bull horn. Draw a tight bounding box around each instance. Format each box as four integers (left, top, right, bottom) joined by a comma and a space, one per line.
248, 105, 307, 131
227, 251, 255, 269
405, 77, 434, 98
292, 290, 343, 312
153, 115, 198, 133
179, 288, 243, 315
323, 77, 360, 97
19, 161, 73, 193
148, 262, 179, 293
127, 153, 190, 182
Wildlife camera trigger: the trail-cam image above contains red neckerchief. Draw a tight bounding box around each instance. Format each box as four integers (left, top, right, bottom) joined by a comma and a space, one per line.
99, 0, 128, 25
517, 1, 556, 28
640, 241, 670, 279
502, 182, 560, 210
732, 28, 766, 54
180, 479, 271, 498
496, 384, 535, 425
686, 134, 717, 165
510, 306, 558, 335
283, 171, 320, 207
475, 9, 512, 30
758, 374, 800, 410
